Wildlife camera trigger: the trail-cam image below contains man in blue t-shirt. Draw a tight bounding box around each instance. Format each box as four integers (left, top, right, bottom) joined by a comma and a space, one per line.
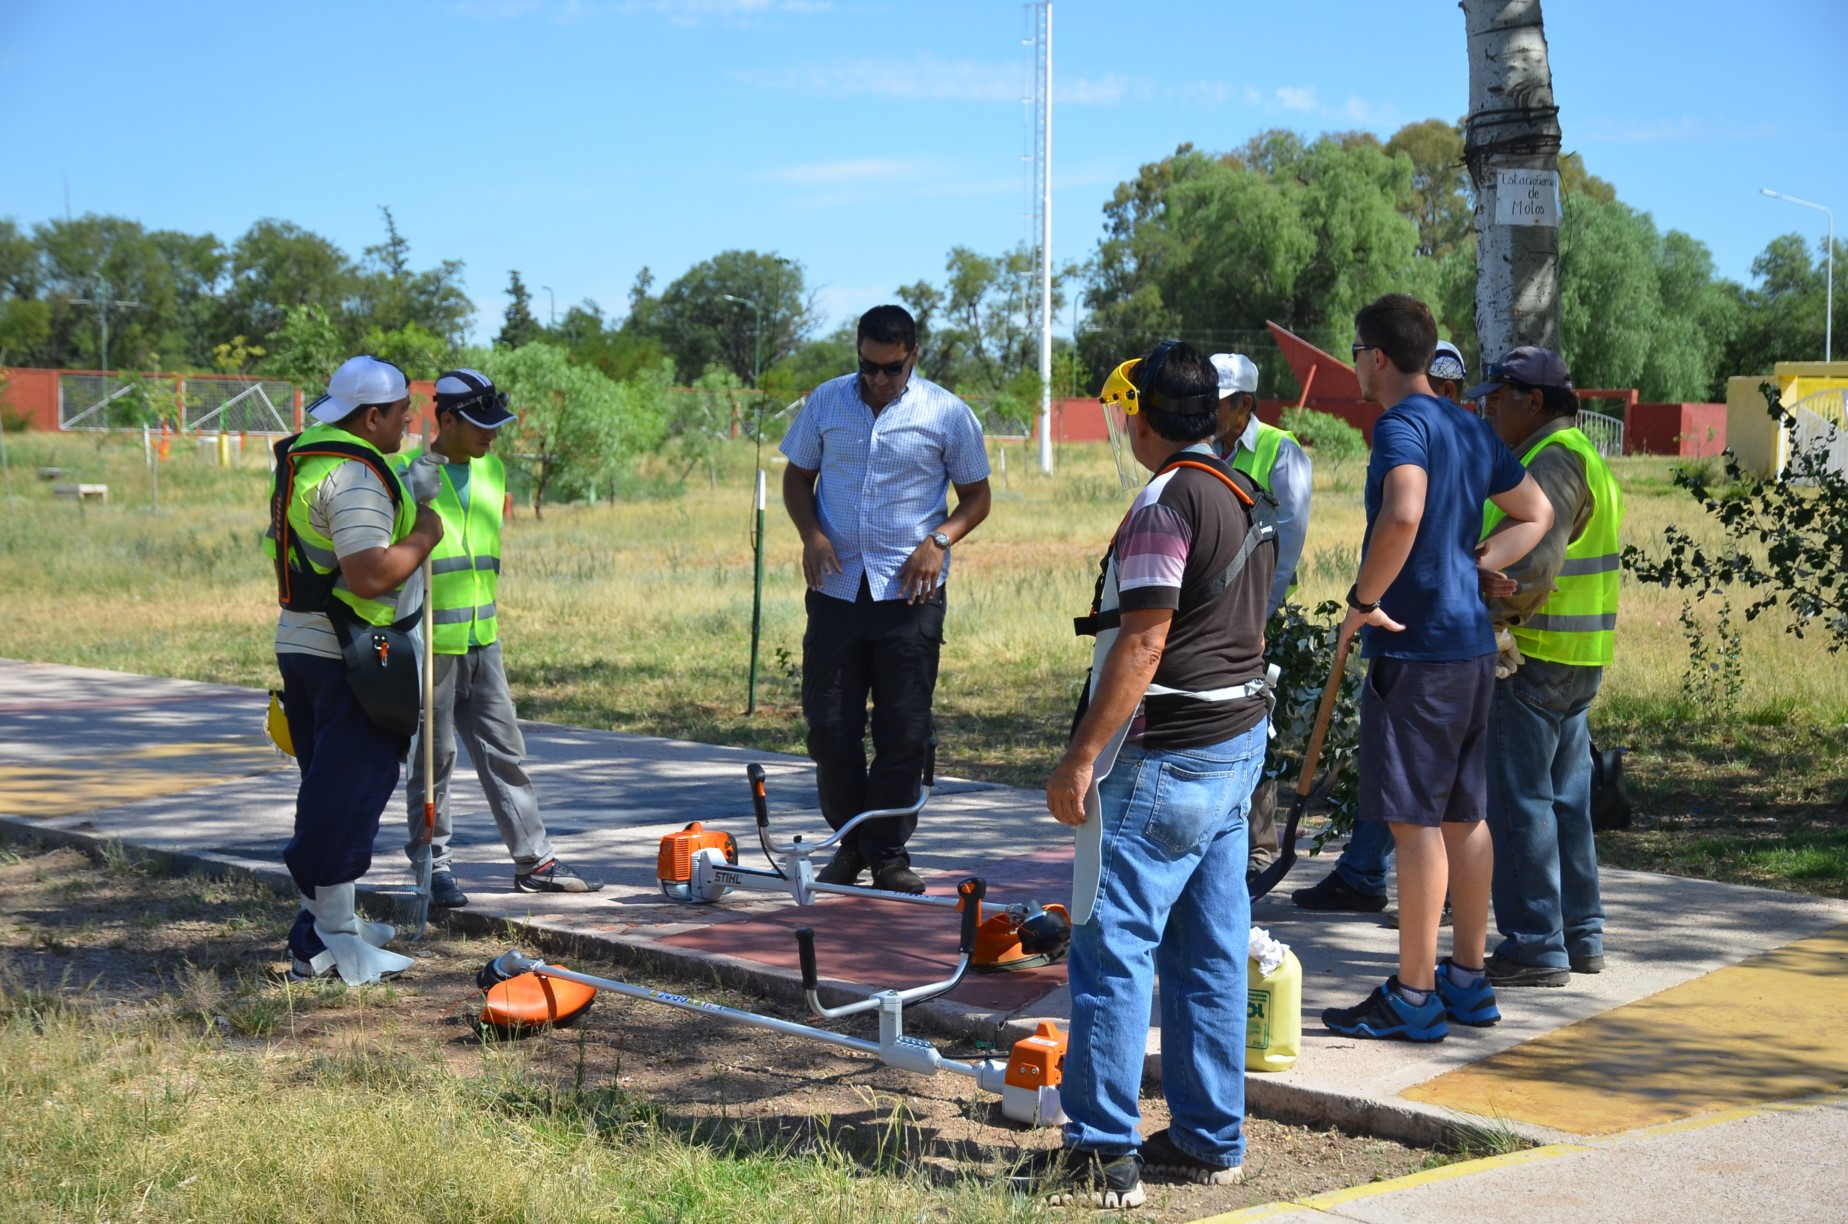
1322, 294, 1553, 1044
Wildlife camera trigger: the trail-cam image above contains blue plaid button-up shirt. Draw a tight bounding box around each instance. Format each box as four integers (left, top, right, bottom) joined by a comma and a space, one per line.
780, 371, 990, 603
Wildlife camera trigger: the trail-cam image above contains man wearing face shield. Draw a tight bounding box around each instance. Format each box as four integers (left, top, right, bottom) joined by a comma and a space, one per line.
1028, 341, 1277, 1205
779, 305, 992, 895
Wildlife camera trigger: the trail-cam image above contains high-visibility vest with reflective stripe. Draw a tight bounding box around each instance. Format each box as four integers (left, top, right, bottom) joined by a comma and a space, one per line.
1230, 421, 1299, 598
265, 423, 418, 627
394, 448, 504, 654
1481, 426, 1624, 667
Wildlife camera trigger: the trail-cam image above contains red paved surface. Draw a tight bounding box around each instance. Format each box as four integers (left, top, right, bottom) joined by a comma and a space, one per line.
658, 847, 1075, 1013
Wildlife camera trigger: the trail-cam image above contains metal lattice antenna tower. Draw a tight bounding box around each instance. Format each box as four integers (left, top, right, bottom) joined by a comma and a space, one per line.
1024, 2, 1052, 472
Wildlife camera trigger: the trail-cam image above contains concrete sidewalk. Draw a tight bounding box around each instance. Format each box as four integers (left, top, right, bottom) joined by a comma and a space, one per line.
4, 658, 1846, 1218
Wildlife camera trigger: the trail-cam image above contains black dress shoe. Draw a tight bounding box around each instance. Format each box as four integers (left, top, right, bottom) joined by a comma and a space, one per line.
1570, 953, 1606, 974
1486, 951, 1570, 987
815, 845, 867, 886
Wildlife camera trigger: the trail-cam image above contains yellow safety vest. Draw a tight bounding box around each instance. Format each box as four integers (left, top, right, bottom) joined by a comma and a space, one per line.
265, 422, 418, 627
394, 448, 504, 654
1231, 422, 1299, 599
1481, 427, 1624, 667
1229, 421, 1296, 493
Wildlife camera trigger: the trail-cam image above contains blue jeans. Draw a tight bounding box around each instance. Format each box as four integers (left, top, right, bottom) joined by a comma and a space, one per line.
1486, 659, 1605, 969
1334, 820, 1395, 897
1063, 721, 1267, 1165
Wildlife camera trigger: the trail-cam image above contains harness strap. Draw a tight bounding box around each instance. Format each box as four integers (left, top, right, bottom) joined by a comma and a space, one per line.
1073, 453, 1278, 638
269, 433, 414, 629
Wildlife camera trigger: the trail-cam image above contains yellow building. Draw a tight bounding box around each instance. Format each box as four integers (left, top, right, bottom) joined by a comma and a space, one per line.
1726, 361, 1848, 476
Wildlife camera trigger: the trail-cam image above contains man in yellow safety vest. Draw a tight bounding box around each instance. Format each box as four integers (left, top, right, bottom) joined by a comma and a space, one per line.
393, 369, 601, 907
1210, 352, 1312, 882
1472, 347, 1623, 988
267, 355, 442, 985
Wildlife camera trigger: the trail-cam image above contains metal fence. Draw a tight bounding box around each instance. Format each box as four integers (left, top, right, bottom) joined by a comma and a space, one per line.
187, 378, 294, 434
1788, 388, 1847, 481
1575, 409, 1625, 458
57, 373, 298, 434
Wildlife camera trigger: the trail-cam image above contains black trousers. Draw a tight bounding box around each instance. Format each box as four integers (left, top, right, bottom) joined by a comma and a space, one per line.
801, 577, 945, 868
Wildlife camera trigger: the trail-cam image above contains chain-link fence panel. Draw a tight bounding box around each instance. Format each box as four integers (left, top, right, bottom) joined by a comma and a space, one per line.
186, 378, 294, 435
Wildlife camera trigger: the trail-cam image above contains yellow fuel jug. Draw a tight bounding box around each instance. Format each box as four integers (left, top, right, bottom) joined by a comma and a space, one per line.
1246, 949, 1301, 1072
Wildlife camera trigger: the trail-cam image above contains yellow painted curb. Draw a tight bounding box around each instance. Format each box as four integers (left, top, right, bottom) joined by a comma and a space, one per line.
1194, 1143, 1592, 1223
1403, 923, 1848, 1134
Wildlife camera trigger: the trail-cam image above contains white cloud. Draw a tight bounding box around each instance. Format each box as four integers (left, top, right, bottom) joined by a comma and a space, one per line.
1056, 73, 1135, 105
1274, 85, 1318, 111
1342, 94, 1394, 126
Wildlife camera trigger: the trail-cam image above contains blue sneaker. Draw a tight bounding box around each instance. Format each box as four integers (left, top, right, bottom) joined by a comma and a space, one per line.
1435, 958, 1501, 1027
1323, 976, 1448, 1042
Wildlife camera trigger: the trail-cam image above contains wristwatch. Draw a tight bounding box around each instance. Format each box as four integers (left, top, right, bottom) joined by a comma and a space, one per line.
1346, 583, 1380, 614
928, 531, 952, 549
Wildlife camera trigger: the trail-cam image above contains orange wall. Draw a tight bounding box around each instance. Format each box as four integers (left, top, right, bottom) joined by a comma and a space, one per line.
2, 367, 437, 435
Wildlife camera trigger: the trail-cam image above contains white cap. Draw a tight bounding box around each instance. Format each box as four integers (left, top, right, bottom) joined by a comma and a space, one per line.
1209, 352, 1259, 398
307, 355, 410, 423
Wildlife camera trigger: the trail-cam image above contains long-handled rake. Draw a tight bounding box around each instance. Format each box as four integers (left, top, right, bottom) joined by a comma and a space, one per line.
1247, 628, 1355, 901
407, 552, 436, 939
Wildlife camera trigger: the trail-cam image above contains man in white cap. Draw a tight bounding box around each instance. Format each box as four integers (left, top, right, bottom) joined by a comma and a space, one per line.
392, 369, 601, 906
266, 355, 443, 985
1209, 352, 1312, 881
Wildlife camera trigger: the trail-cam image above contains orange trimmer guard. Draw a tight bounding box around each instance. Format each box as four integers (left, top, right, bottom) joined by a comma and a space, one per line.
480, 968, 597, 1033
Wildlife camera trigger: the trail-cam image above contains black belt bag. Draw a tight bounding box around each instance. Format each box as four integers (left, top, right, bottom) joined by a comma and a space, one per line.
330, 605, 423, 740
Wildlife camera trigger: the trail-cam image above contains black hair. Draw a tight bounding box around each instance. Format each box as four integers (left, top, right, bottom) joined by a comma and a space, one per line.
1134, 341, 1220, 443
858, 304, 917, 351
1354, 293, 1438, 375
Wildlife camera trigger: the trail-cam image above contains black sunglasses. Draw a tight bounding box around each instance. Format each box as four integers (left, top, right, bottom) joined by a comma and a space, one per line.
858, 355, 910, 379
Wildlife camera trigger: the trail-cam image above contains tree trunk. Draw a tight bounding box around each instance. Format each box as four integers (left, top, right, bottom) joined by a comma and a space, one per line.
1462, 0, 1563, 363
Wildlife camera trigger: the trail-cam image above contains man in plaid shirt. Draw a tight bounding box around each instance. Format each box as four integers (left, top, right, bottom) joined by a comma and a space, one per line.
779, 304, 992, 894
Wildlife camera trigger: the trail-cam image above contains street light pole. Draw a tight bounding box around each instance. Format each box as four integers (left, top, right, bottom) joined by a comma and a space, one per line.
540, 284, 556, 327
1761, 188, 1834, 362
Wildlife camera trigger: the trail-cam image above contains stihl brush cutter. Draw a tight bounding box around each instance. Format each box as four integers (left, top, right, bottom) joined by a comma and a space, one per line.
656, 741, 1071, 973
479, 877, 1068, 1127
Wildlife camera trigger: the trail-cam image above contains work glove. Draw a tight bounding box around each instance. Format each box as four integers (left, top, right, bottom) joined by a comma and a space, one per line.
406, 451, 443, 504
1493, 627, 1525, 680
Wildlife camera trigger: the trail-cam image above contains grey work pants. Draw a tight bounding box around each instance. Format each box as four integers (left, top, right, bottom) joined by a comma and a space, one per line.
404, 641, 553, 873
1246, 777, 1279, 873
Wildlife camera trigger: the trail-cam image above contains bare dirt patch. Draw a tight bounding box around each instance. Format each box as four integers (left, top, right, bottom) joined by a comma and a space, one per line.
0, 839, 1436, 1220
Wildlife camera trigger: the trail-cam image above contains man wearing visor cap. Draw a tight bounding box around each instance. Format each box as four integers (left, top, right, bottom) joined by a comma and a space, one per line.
392, 369, 601, 905
1471, 346, 1624, 988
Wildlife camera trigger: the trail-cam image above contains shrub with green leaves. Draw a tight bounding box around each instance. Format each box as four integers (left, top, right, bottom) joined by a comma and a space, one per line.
1264, 598, 1363, 843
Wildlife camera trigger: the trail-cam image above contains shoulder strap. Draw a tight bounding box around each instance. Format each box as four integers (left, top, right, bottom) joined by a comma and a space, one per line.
270, 434, 407, 613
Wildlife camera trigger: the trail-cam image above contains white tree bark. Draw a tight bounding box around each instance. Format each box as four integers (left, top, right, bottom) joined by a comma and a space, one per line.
1462, 0, 1563, 363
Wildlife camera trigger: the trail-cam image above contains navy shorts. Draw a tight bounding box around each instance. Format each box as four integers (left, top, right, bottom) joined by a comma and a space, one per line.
1356, 654, 1496, 827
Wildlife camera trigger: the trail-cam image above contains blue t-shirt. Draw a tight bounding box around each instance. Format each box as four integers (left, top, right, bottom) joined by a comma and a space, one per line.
1361, 393, 1526, 661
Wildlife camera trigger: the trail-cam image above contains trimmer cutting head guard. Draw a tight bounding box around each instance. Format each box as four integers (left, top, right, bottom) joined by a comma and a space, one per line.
972, 902, 1072, 973
476, 951, 597, 1034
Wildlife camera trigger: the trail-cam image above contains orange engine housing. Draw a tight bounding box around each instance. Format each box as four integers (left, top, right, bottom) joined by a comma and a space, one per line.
1005, 1020, 1067, 1091
657, 822, 739, 883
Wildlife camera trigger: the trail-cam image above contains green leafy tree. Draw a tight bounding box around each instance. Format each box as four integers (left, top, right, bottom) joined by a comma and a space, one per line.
359, 322, 449, 382
761, 323, 856, 403
668, 365, 746, 487
549, 299, 672, 384
497, 270, 540, 349
480, 342, 668, 517
637, 251, 818, 385
1386, 119, 1472, 259
0, 220, 52, 365
1281, 407, 1368, 489
262, 304, 344, 394
355, 207, 472, 345
898, 244, 1072, 394
1723, 234, 1846, 378
224, 219, 356, 349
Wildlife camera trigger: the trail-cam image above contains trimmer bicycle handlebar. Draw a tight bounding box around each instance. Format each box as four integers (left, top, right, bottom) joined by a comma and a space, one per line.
795, 876, 986, 1018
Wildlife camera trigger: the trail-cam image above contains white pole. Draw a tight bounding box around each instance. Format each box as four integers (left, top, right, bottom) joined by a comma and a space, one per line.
1036, 2, 1054, 475
1761, 189, 1834, 362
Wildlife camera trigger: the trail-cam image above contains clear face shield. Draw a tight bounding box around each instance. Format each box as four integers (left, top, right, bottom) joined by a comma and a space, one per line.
1098, 358, 1145, 491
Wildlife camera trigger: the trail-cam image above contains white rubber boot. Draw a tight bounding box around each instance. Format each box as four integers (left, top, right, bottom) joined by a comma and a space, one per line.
299, 895, 396, 949
300, 883, 414, 985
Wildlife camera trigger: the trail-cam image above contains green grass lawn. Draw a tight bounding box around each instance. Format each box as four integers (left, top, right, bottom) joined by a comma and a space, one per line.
1, 428, 1843, 894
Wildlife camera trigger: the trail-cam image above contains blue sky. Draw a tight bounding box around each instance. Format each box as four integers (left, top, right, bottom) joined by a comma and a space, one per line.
3, 0, 1844, 346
